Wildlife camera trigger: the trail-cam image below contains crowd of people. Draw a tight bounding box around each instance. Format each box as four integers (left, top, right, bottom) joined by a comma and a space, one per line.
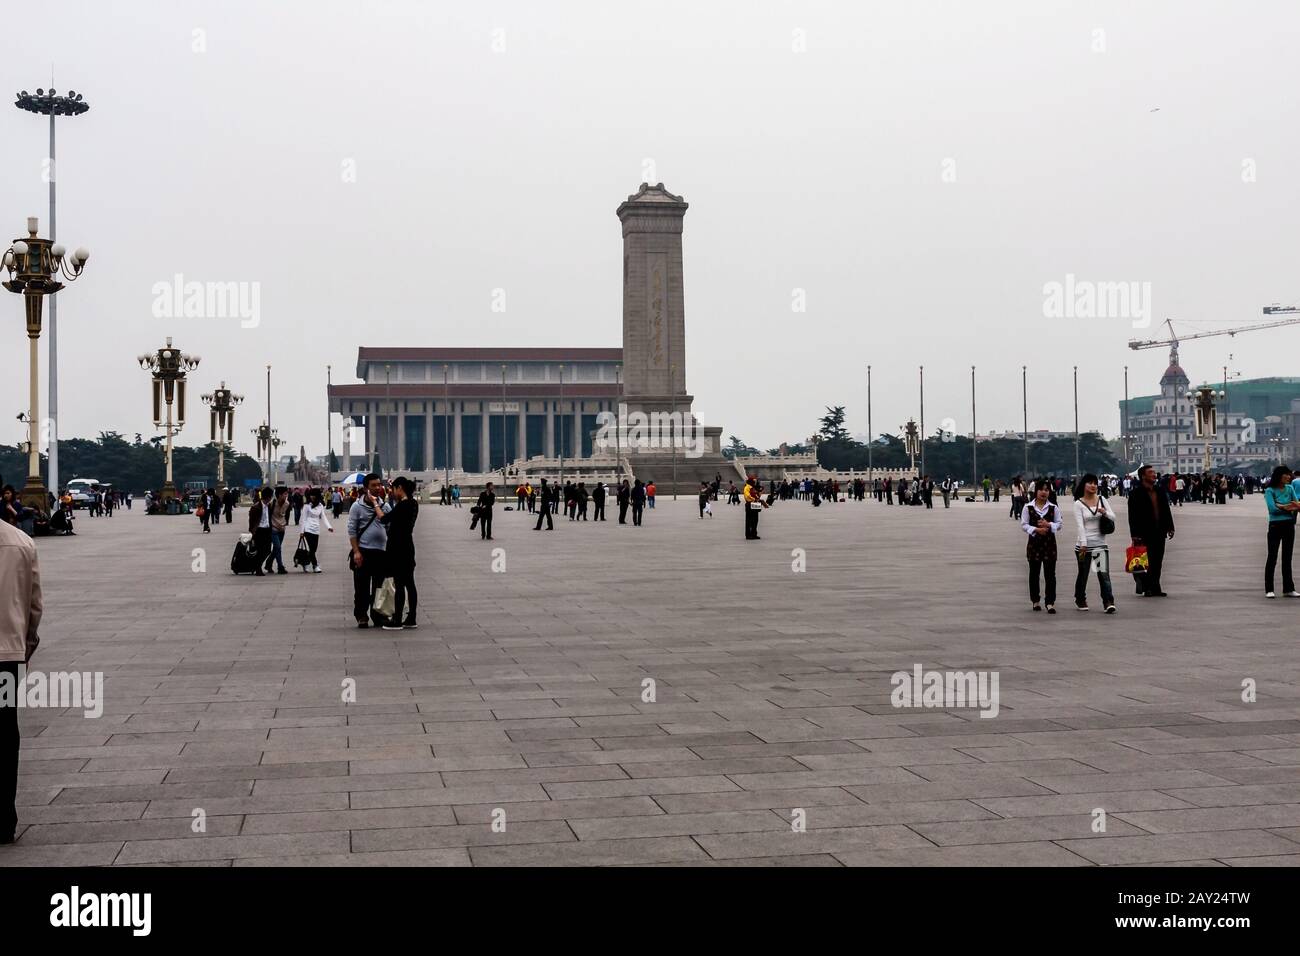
1013, 463, 1300, 613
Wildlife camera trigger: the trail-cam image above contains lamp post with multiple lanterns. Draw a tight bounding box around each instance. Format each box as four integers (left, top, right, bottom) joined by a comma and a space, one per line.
1193, 385, 1226, 474
138, 338, 199, 506
15, 86, 90, 502
251, 423, 276, 484
902, 418, 920, 475
201, 384, 243, 494
3, 216, 89, 511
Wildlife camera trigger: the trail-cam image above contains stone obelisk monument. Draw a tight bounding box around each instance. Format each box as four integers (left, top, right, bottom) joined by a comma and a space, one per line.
615, 183, 725, 491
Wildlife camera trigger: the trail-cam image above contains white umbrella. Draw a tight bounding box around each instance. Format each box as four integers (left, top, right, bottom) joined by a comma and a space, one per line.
339, 471, 367, 486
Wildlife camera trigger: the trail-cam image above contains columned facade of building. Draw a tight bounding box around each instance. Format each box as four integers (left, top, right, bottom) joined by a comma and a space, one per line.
327, 347, 623, 474
1122, 351, 1282, 472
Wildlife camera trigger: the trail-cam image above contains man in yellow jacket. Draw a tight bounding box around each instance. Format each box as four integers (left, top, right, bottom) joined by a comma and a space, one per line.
743, 476, 767, 540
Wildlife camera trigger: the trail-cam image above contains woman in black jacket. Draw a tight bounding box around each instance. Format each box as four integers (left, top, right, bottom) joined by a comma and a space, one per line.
381, 477, 419, 630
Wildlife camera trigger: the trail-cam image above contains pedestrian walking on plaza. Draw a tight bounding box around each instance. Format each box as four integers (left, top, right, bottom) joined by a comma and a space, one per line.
1010, 476, 1025, 519
743, 475, 767, 539
452, 484, 462, 508
0, 516, 42, 844
576, 482, 589, 520
348, 473, 391, 628
1127, 464, 1175, 597
197, 489, 212, 533
299, 489, 333, 573
249, 487, 274, 576
1072, 473, 1116, 613
592, 481, 606, 521
1021, 479, 1061, 613
1263, 464, 1299, 599
982, 475, 992, 502
223, 487, 237, 523
381, 476, 419, 629
534, 478, 554, 531
630, 479, 646, 526
264, 487, 290, 574
646, 480, 656, 510
699, 482, 710, 518
617, 479, 631, 524
476, 482, 496, 540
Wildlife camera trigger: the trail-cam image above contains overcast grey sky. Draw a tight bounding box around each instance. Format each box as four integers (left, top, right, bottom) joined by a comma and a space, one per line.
3, 0, 1298, 460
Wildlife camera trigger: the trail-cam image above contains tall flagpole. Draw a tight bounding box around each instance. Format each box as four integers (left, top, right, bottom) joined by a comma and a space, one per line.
866, 365, 873, 483
919, 365, 925, 476
971, 365, 977, 492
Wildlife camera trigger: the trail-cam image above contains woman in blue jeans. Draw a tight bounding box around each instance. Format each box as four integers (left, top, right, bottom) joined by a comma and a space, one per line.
1072, 474, 1115, 613
1264, 465, 1299, 598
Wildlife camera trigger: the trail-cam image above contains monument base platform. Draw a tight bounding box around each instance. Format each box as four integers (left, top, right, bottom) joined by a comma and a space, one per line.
624, 426, 737, 495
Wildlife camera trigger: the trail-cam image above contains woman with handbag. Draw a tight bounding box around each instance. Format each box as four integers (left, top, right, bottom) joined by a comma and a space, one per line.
1020, 479, 1061, 613
1072, 473, 1116, 613
299, 489, 334, 573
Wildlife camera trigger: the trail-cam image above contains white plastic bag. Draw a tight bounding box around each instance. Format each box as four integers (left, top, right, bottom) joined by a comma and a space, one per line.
373, 578, 396, 619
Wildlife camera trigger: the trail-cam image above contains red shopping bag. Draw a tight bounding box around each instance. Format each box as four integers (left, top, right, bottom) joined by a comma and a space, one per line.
1124, 544, 1149, 575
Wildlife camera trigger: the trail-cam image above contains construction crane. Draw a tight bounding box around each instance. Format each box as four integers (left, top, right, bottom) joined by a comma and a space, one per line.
1125, 307, 1300, 473
1129, 308, 1300, 356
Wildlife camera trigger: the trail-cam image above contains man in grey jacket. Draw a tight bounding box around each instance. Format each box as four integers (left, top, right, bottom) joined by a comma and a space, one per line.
348, 474, 391, 628
0, 518, 42, 843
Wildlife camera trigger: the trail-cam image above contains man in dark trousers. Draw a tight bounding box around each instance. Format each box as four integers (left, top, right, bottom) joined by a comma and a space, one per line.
1128, 464, 1175, 597
592, 481, 606, 521
617, 479, 631, 524
347, 473, 390, 628
248, 487, 274, 577
0, 515, 42, 843
534, 478, 554, 531
630, 479, 646, 526
477, 482, 496, 540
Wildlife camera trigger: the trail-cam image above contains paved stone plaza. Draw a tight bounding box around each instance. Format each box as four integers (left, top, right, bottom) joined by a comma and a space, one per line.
4, 494, 1300, 867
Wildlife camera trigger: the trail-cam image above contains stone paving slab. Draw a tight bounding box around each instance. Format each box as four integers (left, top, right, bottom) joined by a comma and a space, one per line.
2, 495, 1298, 865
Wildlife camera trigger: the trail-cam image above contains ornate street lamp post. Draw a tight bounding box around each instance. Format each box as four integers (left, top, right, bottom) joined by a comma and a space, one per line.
1194, 385, 1226, 474
251, 423, 272, 484
902, 418, 920, 475
3, 216, 89, 511
15, 86, 90, 501
201, 384, 243, 494
138, 338, 199, 506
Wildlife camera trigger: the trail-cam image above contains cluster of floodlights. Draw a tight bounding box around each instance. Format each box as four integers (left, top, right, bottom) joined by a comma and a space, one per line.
14, 88, 90, 116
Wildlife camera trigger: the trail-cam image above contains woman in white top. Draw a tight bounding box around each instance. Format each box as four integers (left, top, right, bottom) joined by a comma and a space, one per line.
1072, 473, 1115, 613
299, 489, 334, 572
